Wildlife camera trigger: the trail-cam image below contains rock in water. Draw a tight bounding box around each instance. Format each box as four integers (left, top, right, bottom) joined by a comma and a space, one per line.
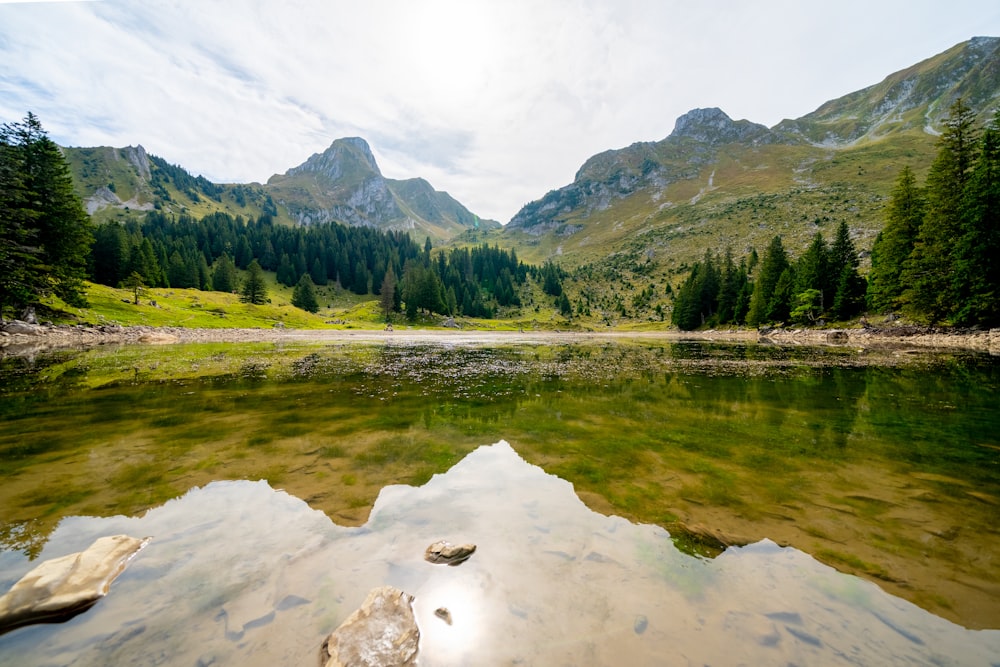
0, 535, 149, 635
424, 541, 476, 566
320, 586, 419, 667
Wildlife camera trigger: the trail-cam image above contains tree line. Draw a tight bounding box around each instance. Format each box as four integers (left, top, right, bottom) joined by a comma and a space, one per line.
674, 101, 1000, 332
672, 219, 865, 331
91, 210, 536, 319
868, 100, 999, 327
2, 114, 546, 321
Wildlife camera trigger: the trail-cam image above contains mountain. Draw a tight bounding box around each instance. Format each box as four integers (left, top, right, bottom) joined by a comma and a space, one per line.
501, 37, 1000, 280
265, 137, 497, 241
64, 137, 497, 243
63, 144, 282, 224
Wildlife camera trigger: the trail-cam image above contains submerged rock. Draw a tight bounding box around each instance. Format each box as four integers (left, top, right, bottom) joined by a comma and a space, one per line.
320, 585, 419, 667
0, 535, 149, 635
424, 541, 476, 566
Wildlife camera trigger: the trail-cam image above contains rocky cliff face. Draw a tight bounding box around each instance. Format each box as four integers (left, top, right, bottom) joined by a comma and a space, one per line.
506, 109, 767, 234
266, 137, 491, 240
669, 108, 776, 146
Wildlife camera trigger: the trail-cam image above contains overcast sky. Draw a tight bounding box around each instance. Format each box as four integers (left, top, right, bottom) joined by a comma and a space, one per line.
2, 1, 999, 223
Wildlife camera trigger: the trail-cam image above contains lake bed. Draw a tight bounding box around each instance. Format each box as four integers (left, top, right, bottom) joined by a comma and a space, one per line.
1, 338, 998, 664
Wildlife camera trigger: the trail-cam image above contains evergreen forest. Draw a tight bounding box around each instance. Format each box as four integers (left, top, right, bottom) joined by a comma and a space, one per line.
2, 105, 999, 329
671, 101, 1000, 331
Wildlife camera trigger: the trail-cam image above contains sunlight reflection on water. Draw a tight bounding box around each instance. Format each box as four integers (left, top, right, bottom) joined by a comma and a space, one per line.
0, 440, 998, 666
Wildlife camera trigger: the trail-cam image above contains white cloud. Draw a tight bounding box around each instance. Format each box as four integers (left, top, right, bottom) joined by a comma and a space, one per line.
2, 0, 1000, 222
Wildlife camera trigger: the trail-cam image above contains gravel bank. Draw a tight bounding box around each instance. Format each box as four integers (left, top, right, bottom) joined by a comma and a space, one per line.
2, 321, 998, 357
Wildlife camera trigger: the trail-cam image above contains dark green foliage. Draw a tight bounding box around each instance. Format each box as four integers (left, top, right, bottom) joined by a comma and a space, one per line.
868, 166, 925, 313
953, 111, 1000, 326
291, 273, 319, 313
866, 101, 1000, 327
87, 206, 526, 319
558, 292, 572, 317
149, 154, 221, 203
240, 259, 268, 305
540, 260, 563, 297
747, 236, 789, 327
0, 113, 93, 315
211, 253, 238, 293
794, 232, 829, 309
671, 248, 750, 331
828, 221, 864, 320
902, 98, 979, 324
379, 264, 397, 322
402, 259, 445, 319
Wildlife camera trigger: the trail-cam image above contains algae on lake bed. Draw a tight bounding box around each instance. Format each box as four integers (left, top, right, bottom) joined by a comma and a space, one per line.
0, 339, 998, 627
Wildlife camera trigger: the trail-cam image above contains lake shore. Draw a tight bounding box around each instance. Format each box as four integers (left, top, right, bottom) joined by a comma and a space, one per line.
2, 320, 999, 357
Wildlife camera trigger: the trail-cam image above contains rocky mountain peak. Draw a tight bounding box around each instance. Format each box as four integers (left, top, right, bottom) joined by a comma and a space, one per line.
285, 136, 381, 182
669, 107, 772, 145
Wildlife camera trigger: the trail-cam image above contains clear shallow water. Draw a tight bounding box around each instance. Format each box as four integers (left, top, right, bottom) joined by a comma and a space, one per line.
1, 339, 999, 664
1, 441, 998, 666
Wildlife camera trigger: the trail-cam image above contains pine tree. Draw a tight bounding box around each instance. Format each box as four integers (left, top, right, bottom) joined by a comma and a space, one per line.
953, 111, 1000, 326
558, 292, 572, 317
794, 232, 829, 311
91, 222, 130, 286
903, 98, 979, 323
829, 221, 864, 320
379, 264, 397, 322
240, 259, 268, 305
868, 166, 925, 313
747, 236, 789, 327
1, 113, 93, 311
211, 253, 238, 293
292, 273, 319, 313
0, 129, 42, 318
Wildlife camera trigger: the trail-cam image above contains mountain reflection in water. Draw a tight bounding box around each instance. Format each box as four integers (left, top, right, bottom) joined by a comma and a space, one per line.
0, 441, 996, 666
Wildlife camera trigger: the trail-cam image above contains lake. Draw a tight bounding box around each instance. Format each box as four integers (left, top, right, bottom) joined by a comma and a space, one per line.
1, 337, 998, 665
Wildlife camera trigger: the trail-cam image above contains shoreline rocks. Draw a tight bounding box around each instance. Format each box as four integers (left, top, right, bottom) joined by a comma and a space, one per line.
2, 320, 998, 357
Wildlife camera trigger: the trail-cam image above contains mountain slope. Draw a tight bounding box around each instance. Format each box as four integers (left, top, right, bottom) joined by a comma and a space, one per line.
264, 137, 497, 242
501, 36, 1000, 281
64, 136, 497, 242
63, 144, 283, 224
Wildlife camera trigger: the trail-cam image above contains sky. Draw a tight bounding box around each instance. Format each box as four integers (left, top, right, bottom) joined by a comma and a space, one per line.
2, 1, 1000, 223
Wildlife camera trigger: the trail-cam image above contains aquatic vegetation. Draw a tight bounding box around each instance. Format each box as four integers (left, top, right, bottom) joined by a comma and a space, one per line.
0, 339, 998, 627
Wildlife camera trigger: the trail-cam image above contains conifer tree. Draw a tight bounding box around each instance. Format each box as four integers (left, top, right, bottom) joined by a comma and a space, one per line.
379, 264, 397, 322
903, 98, 979, 323
292, 273, 319, 313
794, 232, 829, 310
868, 166, 925, 313
953, 111, 1000, 326
211, 253, 238, 293
829, 221, 864, 320
1, 112, 93, 312
240, 259, 268, 305
0, 133, 42, 317
747, 236, 789, 327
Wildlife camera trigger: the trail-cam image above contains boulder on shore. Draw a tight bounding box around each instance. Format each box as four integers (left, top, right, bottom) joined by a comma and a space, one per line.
320, 585, 419, 667
0, 535, 149, 635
